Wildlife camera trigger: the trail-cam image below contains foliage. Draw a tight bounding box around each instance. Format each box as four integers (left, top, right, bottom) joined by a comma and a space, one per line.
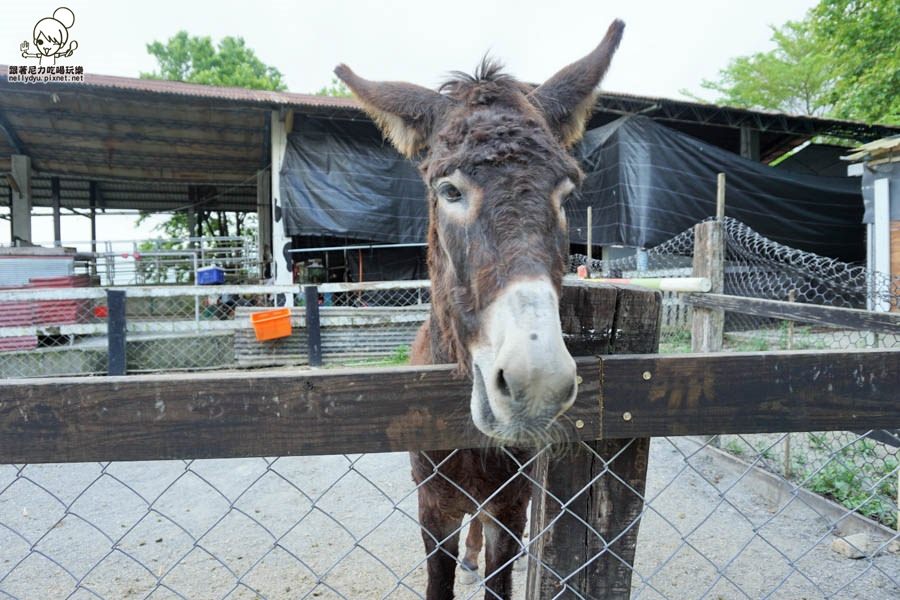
693, 0, 899, 125
695, 21, 834, 116
809, 0, 900, 124
806, 453, 897, 528
342, 345, 411, 367
724, 439, 745, 456
316, 77, 352, 97
139, 32, 280, 248
141, 31, 286, 90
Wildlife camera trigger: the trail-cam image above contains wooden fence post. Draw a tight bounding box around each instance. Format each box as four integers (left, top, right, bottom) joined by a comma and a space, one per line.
107, 289, 126, 376
690, 217, 725, 353
304, 285, 322, 367
527, 283, 660, 599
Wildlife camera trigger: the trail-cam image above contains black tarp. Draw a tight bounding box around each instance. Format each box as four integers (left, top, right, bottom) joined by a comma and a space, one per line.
281, 114, 864, 262
282, 115, 427, 244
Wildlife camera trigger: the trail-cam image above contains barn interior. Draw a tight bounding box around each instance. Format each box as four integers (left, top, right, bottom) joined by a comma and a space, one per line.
1, 67, 898, 287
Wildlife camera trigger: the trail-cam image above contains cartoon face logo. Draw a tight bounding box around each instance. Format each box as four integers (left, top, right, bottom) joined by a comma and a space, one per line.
20, 7, 78, 66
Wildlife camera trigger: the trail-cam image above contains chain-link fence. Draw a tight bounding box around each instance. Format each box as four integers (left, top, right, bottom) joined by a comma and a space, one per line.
570, 217, 900, 354
0, 282, 431, 378
3, 236, 263, 287
570, 217, 900, 553
1, 436, 897, 599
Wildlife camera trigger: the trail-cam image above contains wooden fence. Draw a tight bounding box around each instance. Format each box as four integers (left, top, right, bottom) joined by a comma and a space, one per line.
1, 281, 898, 599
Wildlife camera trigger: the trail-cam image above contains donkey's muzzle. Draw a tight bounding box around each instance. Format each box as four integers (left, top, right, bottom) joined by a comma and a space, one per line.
470, 279, 578, 438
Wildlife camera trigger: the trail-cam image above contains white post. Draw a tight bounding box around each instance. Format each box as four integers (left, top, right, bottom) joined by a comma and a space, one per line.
586, 205, 592, 275
10, 155, 32, 244
873, 178, 890, 313
270, 110, 294, 306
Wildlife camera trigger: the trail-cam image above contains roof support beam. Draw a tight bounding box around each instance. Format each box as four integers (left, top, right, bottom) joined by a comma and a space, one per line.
51, 176, 61, 246
89, 181, 98, 256
10, 154, 32, 244
740, 126, 760, 161
0, 109, 26, 155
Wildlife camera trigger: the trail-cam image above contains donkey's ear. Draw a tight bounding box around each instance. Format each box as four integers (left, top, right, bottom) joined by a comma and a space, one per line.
334, 64, 452, 158
528, 19, 625, 147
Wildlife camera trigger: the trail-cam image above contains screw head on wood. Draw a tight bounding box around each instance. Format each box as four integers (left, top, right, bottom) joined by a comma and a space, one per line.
575, 419, 585, 429
642, 371, 652, 381
623, 411, 633, 421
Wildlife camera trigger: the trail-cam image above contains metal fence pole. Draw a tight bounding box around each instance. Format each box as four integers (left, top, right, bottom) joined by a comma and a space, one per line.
305, 285, 322, 367
107, 289, 127, 376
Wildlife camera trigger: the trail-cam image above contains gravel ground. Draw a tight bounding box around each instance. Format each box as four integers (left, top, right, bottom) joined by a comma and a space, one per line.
1, 438, 898, 599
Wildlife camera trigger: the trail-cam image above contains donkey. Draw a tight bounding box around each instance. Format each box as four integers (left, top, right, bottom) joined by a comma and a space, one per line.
335, 20, 624, 599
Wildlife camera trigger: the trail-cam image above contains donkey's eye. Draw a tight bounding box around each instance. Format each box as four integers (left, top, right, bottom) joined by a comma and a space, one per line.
436, 182, 463, 203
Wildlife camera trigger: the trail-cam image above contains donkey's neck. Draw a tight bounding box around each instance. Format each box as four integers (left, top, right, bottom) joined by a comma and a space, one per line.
424, 233, 471, 371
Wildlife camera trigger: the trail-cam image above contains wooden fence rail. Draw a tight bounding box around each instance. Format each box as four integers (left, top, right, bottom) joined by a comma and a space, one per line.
2, 282, 899, 600
683, 293, 900, 335
0, 348, 897, 464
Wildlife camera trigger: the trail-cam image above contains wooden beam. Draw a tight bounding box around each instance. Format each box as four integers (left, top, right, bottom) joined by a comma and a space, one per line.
601, 349, 900, 438
527, 284, 659, 600
0, 359, 597, 464
691, 220, 724, 352
0, 109, 26, 155
10, 154, 32, 243
683, 293, 900, 335
51, 176, 61, 246
0, 349, 898, 464
740, 126, 760, 161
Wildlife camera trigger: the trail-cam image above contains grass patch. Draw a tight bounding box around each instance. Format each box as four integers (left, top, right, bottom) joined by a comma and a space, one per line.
340, 345, 411, 368
806, 453, 898, 529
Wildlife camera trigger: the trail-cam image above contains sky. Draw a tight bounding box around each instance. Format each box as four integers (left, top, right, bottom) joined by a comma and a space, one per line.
1, 0, 819, 246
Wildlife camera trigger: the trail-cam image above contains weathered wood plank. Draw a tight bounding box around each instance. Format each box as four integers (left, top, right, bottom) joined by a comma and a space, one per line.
601, 349, 900, 438
527, 285, 660, 599
691, 220, 724, 352
2, 348, 898, 464
0, 358, 604, 464
683, 293, 900, 335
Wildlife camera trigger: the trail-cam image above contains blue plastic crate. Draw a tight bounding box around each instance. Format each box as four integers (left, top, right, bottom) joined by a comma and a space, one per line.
196, 266, 225, 285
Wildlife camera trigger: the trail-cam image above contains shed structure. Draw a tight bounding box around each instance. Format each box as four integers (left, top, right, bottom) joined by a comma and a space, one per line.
2, 67, 898, 300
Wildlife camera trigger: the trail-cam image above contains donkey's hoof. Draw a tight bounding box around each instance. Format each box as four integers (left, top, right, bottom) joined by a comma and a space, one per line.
513, 556, 527, 572
458, 561, 479, 585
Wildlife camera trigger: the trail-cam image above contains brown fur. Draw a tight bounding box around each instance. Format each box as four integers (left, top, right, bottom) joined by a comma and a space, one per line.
335, 20, 624, 599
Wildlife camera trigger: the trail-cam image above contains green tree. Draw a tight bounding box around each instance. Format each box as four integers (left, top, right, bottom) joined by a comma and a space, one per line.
695, 21, 834, 116
316, 76, 352, 97
692, 0, 899, 125
137, 32, 282, 256
141, 31, 286, 90
809, 0, 900, 124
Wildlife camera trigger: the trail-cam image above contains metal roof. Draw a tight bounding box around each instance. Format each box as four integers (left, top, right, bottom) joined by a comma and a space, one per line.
1, 66, 899, 213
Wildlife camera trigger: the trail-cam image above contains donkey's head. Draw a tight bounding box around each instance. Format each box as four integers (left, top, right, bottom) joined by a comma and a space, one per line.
335, 20, 624, 441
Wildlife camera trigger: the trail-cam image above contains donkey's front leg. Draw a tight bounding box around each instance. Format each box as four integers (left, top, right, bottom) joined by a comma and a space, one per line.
419, 496, 463, 600
482, 511, 526, 600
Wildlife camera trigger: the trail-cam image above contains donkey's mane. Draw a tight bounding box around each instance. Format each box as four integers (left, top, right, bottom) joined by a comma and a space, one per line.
438, 56, 532, 103
441, 56, 509, 87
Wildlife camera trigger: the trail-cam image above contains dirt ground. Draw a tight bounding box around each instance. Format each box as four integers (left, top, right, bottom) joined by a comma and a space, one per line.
1, 438, 898, 599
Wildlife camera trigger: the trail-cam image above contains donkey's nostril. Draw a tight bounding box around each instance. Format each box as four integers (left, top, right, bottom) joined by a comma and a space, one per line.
496, 369, 511, 397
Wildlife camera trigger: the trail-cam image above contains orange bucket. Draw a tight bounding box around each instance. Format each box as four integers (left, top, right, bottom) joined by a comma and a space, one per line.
250, 308, 293, 341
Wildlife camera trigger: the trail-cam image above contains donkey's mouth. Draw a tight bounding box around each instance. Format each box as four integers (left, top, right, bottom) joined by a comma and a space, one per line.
470, 362, 575, 444
468, 278, 578, 442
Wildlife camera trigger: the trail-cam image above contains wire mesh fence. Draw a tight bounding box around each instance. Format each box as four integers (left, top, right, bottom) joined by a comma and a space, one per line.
1, 436, 897, 599
14, 236, 263, 287
568, 217, 900, 571
0, 282, 432, 378
570, 217, 900, 354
